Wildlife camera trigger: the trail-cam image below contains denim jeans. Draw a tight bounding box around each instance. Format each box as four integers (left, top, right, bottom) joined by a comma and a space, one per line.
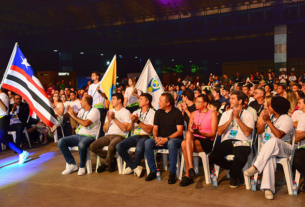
116, 135, 150, 170
57, 134, 96, 168
145, 137, 183, 174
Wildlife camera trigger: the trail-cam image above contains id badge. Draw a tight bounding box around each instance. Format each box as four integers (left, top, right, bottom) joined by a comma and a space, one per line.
228, 130, 238, 139
134, 126, 141, 135
262, 133, 271, 144
75, 125, 82, 134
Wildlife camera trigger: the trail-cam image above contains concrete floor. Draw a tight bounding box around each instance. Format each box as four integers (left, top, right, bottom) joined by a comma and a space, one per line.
0, 142, 304, 207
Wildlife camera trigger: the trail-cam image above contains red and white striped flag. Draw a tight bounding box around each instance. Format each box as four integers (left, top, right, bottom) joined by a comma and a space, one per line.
0, 43, 57, 127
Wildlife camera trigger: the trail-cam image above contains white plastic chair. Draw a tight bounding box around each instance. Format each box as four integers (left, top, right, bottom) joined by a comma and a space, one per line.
254, 132, 296, 195
295, 170, 301, 188
54, 125, 65, 143
8, 127, 31, 148
96, 146, 124, 174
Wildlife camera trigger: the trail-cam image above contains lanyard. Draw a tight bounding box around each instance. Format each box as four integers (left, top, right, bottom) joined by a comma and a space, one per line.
139, 108, 150, 122
231, 109, 244, 128
265, 114, 282, 131
81, 108, 92, 120
257, 102, 265, 115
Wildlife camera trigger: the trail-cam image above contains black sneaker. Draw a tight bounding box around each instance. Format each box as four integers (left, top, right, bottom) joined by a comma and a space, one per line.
300, 181, 305, 192
108, 159, 117, 172
145, 172, 157, 181
168, 173, 177, 184
230, 177, 239, 188
189, 168, 196, 178
179, 176, 194, 187
97, 164, 107, 173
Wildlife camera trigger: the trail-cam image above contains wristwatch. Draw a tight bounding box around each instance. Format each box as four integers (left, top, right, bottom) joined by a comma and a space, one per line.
136, 120, 141, 124
167, 136, 170, 141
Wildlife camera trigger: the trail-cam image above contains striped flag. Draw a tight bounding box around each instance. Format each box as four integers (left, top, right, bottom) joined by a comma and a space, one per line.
100, 55, 116, 110
0, 43, 57, 127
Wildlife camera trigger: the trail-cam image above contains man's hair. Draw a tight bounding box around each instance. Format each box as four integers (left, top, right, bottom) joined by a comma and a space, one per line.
213, 87, 220, 96
83, 95, 93, 106
70, 91, 76, 95
92, 71, 100, 78
278, 84, 286, 90
182, 90, 194, 101
266, 84, 273, 91
161, 93, 175, 106
223, 86, 230, 92
140, 93, 153, 108
300, 97, 305, 104
256, 87, 266, 97
297, 91, 305, 98
112, 93, 124, 104
271, 97, 290, 115
242, 84, 251, 90
210, 101, 221, 111
295, 83, 302, 90
230, 90, 246, 105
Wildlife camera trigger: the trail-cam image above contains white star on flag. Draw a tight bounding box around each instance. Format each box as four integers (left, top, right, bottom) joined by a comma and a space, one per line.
20, 56, 31, 69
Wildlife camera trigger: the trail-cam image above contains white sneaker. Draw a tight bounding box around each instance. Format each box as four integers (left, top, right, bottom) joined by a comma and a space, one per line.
265, 190, 274, 200
19, 151, 29, 164
124, 167, 133, 175
134, 166, 143, 178
78, 167, 86, 176
244, 166, 258, 177
62, 164, 78, 175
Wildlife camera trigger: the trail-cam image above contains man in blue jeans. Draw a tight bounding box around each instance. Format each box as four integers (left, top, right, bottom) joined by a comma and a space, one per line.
145, 93, 184, 184
116, 93, 155, 178
58, 95, 100, 176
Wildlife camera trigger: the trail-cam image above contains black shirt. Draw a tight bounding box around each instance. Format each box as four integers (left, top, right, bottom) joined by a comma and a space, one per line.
154, 107, 184, 137
184, 104, 196, 125
249, 100, 264, 117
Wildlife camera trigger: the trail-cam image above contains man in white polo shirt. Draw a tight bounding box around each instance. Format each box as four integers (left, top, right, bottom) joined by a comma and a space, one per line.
116, 93, 155, 177
88, 71, 107, 137
90, 93, 130, 173
209, 90, 255, 188
58, 95, 100, 176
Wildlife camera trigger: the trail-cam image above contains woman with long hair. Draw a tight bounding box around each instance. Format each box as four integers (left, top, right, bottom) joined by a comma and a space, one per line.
124, 78, 141, 113
283, 89, 298, 116
179, 94, 217, 186
244, 97, 293, 200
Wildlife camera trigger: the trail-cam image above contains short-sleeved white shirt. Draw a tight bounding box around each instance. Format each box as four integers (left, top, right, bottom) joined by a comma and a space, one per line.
77, 108, 101, 137
88, 83, 105, 107
219, 109, 255, 142
105, 107, 131, 137
0, 93, 9, 116
124, 87, 140, 106
247, 106, 257, 121
63, 101, 70, 114
289, 76, 297, 82
130, 108, 155, 135
296, 113, 305, 147
292, 110, 304, 123
264, 114, 293, 143
69, 99, 81, 113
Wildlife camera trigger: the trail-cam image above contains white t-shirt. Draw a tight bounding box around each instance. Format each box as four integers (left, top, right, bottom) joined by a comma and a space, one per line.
130, 108, 155, 135
0, 93, 9, 117
105, 107, 131, 137
124, 87, 140, 106
289, 76, 297, 82
219, 109, 255, 142
264, 114, 293, 144
88, 83, 105, 107
69, 99, 81, 113
279, 74, 288, 83
296, 113, 305, 147
248, 97, 255, 105
63, 101, 70, 114
77, 108, 101, 137
9, 98, 14, 104
292, 110, 304, 123
247, 106, 257, 121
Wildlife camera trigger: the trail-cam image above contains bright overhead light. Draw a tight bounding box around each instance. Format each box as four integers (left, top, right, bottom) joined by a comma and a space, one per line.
106, 61, 110, 65
172, 59, 174, 61
189, 60, 192, 63
54, 50, 58, 52
80, 52, 84, 54
100, 54, 104, 56
135, 56, 138, 59
119, 55, 123, 58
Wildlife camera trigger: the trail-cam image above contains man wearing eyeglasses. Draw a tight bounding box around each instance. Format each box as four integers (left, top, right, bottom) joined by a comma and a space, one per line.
249, 88, 265, 117
8, 94, 29, 148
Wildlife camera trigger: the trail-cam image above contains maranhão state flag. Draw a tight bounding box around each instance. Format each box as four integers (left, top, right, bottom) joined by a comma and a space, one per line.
0, 43, 57, 127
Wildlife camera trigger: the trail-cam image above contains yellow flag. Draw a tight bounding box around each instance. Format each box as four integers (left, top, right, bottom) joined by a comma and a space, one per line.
100, 55, 117, 110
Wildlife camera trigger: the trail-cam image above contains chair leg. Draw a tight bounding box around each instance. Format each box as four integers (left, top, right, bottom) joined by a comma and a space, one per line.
193, 157, 199, 174
144, 154, 150, 175
86, 148, 92, 174
295, 170, 301, 187
54, 129, 59, 143
96, 156, 101, 172
226, 170, 230, 178
162, 154, 168, 170
214, 164, 220, 178
60, 125, 65, 137
281, 161, 293, 195
176, 151, 181, 180
116, 152, 123, 174
243, 161, 251, 190
179, 153, 185, 180
24, 129, 31, 148
200, 153, 211, 184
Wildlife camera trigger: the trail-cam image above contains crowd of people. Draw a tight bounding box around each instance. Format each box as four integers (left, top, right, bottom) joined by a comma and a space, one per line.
1, 70, 305, 200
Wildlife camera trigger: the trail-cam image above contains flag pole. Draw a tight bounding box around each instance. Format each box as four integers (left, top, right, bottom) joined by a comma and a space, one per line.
0, 42, 18, 89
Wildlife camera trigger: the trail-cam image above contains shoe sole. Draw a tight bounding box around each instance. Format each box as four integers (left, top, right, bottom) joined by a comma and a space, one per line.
19, 152, 29, 164
230, 185, 239, 189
